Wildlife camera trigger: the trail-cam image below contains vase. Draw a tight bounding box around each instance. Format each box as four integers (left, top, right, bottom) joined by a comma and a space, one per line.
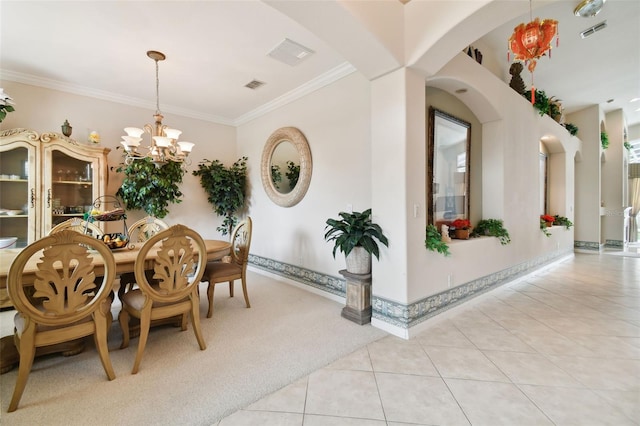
345, 247, 371, 274
455, 229, 471, 240
545, 221, 553, 228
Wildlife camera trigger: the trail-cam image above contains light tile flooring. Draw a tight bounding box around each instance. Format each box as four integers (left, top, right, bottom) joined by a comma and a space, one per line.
218, 253, 640, 425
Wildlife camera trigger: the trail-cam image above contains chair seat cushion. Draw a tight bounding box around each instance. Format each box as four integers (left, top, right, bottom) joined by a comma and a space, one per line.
121, 288, 186, 311
204, 261, 242, 281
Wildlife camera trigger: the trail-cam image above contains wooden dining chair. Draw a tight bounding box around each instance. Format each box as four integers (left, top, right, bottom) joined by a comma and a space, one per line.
118, 216, 169, 300
118, 224, 208, 374
203, 217, 252, 318
6, 230, 117, 412
49, 217, 103, 238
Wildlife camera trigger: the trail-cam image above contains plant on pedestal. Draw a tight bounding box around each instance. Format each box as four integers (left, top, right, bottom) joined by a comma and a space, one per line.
324, 208, 389, 274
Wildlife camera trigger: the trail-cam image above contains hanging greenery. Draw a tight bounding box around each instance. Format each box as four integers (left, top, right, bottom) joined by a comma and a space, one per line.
471, 219, 511, 245
192, 157, 248, 236
114, 158, 185, 219
424, 224, 450, 256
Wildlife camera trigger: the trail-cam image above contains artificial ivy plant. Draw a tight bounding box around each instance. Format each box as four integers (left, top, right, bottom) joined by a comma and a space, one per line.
424, 224, 450, 256
471, 219, 511, 245
115, 157, 185, 219
192, 156, 248, 236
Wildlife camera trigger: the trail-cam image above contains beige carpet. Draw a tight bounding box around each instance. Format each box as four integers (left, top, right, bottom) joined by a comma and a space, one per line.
0, 271, 387, 425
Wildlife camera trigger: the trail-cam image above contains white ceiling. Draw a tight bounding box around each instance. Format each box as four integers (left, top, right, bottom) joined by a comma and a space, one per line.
1, 1, 638, 157
476, 0, 640, 161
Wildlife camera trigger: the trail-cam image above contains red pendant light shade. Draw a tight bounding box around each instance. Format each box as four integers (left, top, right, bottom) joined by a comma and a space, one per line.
508, 12, 558, 104
509, 18, 558, 74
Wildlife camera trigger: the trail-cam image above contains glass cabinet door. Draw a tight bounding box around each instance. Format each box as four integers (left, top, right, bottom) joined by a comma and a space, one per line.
44, 148, 97, 233
0, 145, 35, 248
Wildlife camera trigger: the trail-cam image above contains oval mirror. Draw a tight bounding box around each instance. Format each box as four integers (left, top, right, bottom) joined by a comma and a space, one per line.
261, 127, 312, 207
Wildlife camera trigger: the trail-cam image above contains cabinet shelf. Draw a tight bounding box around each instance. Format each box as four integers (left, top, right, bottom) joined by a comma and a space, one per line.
0, 178, 28, 183
52, 180, 93, 185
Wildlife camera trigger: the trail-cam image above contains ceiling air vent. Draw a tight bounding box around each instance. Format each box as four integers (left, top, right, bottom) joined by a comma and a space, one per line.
580, 20, 607, 39
244, 79, 265, 90
267, 38, 314, 66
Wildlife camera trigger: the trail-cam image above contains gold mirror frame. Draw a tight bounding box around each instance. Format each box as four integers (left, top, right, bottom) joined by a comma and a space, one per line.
427, 107, 471, 226
261, 127, 312, 207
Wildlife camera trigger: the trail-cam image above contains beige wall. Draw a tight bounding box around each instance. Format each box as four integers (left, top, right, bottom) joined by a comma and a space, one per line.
0, 79, 237, 240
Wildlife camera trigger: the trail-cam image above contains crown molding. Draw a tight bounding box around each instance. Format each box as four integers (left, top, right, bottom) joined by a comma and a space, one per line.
233, 62, 357, 126
1, 62, 357, 128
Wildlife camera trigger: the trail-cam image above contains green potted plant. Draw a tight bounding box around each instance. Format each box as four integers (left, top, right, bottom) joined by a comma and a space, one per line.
601, 131, 609, 150
285, 160, 300, 189
270, 164, 282, 189
540, 214, 555, 237
524, 88, 550, 116
553, 215, 573, 229
114, 157, 185, 218
192, 157, 248, 236
563, 123, 579, 136
324, 208, 389, 274
471, 219, 511, 245
424, 224, 450, 256
0, 89, 15, 122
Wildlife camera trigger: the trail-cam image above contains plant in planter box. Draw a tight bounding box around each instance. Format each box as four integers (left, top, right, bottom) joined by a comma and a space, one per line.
553, 215, 573, 229
471, 219, 511, 245
450, 218, 472, 239
192, 157, 248, 236
324, 209, 389, 274
524, 88, 551, 117
425, 224, 451, 256
540, 214, 555, 237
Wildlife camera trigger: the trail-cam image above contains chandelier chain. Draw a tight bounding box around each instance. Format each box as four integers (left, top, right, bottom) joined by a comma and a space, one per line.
155, 58, 161, 116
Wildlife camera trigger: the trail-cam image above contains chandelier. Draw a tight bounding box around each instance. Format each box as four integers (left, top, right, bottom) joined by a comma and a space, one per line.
508, 1, 558, 104
120, 50, 194, 167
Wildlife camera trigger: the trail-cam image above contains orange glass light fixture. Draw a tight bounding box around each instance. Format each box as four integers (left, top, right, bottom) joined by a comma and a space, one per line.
508, 2, 558, 103
121, 51, 195, 168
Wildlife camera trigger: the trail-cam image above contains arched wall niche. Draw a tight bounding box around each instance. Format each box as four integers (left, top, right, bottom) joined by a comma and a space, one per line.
540, 133, 570, 217
426, 85, 489, 225
425, 76, 500, 124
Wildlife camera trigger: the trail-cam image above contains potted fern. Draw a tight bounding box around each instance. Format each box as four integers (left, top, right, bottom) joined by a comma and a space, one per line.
324, 209, 389, 274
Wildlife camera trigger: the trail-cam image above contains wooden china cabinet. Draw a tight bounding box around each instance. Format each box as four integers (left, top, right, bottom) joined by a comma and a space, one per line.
0, 128, 110, 307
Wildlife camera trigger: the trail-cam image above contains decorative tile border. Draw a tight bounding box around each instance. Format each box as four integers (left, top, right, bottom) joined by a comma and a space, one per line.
249, 254, 345, 297
574, 240, 601, 251
605, 239, 624, 248
250, 249, 573, 331
372, 248, 574, 329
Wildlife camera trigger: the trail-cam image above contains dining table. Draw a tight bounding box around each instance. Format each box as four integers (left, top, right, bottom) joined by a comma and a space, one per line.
0, 239, 231, 374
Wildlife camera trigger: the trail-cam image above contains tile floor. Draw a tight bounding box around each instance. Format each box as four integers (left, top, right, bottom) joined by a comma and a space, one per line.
218, 253, 640, 425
